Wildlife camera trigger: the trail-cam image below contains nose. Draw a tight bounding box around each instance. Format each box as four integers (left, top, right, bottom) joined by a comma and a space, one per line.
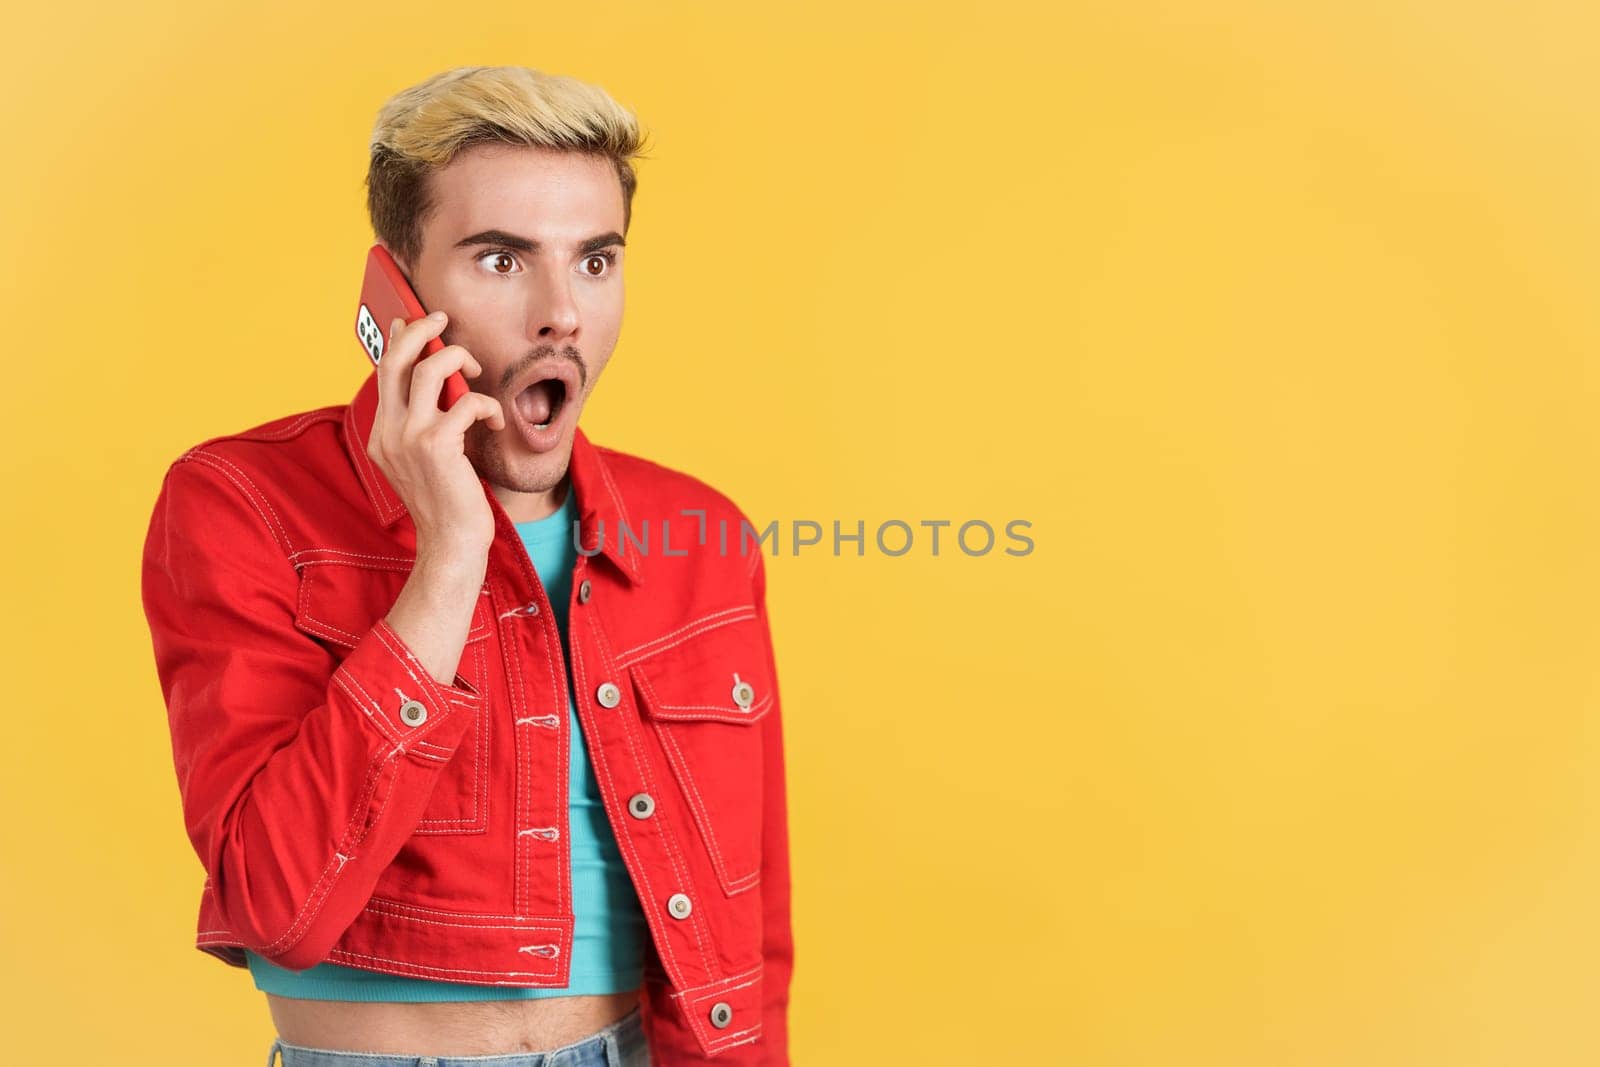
525, 258, 581, 342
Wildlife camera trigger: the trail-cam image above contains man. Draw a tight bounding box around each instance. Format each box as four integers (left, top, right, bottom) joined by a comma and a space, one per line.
140, 66, 793, 1066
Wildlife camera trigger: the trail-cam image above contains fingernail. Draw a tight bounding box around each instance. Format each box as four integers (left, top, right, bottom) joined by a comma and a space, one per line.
428, 310, 446, 322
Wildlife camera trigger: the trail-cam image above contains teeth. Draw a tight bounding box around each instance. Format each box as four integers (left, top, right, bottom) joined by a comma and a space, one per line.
533, 422, 550, 431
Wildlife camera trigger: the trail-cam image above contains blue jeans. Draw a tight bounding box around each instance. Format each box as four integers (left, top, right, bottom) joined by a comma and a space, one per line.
264, 1005, 651, 1067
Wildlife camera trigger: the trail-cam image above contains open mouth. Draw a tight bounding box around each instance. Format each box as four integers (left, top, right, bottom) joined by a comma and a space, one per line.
514, 376, 568, 431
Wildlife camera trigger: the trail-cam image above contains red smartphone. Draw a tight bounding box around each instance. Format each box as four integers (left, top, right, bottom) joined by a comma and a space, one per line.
354, 244, 470, 412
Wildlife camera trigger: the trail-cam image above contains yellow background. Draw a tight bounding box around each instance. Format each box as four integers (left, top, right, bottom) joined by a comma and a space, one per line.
3, 1, 1598, 1063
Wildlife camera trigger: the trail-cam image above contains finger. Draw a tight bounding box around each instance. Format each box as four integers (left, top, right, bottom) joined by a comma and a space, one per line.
403, 344, 476, 434
368, 315, 413, 458
372, 316, 405, 433
436, 392, 506, 440
381, 312, 449, 413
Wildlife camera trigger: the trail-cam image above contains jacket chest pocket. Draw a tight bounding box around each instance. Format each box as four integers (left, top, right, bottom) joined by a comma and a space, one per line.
292, 559, 494, 835
627, 610, 773, 896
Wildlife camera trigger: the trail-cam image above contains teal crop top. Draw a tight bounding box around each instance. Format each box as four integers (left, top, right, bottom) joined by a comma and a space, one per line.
243, 481, 649, 1000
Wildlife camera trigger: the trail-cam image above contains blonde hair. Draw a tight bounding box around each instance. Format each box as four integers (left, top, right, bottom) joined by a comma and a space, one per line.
366, 66, 650, 267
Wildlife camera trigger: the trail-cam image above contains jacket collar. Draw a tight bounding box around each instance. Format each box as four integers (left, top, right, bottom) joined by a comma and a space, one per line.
342, 370, 644, 585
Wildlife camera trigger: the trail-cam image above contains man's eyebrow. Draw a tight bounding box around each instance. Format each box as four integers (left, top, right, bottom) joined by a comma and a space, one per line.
453, 229, 625, 255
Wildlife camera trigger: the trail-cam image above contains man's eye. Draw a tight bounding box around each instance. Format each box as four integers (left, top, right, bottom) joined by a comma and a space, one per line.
478, 250, 521, 275
582, 251, 619, 277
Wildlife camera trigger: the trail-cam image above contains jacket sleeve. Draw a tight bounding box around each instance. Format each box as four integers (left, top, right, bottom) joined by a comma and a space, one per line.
140, 451, 484, 971
751, 545, 794, 1064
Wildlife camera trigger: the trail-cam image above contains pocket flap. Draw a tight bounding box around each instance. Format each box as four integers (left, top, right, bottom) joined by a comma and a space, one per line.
628, 610, 773, 725
294, 561, 493, 651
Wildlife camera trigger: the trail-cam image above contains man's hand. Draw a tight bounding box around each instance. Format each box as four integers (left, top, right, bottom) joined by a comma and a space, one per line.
369, 309, 505, 685
368, 310, 505, 557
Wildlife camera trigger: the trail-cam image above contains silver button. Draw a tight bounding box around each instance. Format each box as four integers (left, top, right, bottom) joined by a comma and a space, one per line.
667, 892, 692, 919
596, 681, 621, 708
628, 793, 655, 819
578, 579, 592, 604
399, 699, 427, 727
709, 1002, 733, 1029
732, 679, 754, 709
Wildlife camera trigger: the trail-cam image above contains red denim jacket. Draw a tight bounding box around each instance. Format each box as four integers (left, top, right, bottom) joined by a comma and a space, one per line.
139, 370, 793, 1064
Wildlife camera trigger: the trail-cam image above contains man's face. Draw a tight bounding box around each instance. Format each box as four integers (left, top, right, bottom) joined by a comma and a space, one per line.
386, 143, 626, 521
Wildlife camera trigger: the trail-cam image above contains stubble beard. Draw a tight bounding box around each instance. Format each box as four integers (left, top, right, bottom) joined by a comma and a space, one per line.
464, 419, 571, 495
